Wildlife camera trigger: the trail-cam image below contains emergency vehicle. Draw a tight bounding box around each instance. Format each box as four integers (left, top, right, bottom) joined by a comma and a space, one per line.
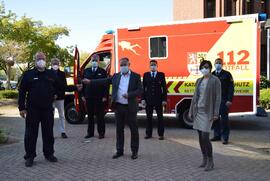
64, 14, 262, 128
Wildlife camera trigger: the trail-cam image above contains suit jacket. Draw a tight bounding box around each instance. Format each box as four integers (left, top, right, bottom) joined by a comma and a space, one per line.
90, 71, 142, 112
189, 75, 221, 121
212, 69, 234, 102
142, 71, 167, 105
82, 67, 109, 100
51, 69, 77, 100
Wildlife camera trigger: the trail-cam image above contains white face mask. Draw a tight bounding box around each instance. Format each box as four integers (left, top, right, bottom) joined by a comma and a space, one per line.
52, 65, 59, 70
150, 65, 157, 72
200, 68, 210, 76
120, 66, 129, 74
92, 61, 98, 68
36, 59, 46, 68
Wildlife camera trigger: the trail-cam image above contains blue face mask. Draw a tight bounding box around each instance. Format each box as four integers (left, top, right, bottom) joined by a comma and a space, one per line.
215, 64, 222, 71
120, 66, 129, 74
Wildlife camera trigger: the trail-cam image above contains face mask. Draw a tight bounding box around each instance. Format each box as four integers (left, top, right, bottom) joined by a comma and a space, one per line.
120, 66, 129, 74
92, 61, 98, 68
36, 59, 46, 68
150, 65, 157, 72
200, 68, 210, 76
215, 64, 222, 71
52, 65, 59, 70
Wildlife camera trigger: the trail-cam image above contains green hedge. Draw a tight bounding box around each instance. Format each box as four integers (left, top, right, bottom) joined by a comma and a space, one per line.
0, 90, 18, 99
260, 89, 270, 109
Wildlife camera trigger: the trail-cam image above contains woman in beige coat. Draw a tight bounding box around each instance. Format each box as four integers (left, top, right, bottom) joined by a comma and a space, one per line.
189, 60, 221, 171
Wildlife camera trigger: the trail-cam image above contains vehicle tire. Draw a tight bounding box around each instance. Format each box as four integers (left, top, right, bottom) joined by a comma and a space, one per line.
65, 103, 85, 124
179, 108, 193, 129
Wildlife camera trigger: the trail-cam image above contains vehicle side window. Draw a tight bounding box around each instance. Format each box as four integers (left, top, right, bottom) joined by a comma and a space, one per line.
85, 53, 111, 70
149, 36, 168, 59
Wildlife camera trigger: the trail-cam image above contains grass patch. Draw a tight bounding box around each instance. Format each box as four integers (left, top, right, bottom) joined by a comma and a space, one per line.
0, 129, 7, 144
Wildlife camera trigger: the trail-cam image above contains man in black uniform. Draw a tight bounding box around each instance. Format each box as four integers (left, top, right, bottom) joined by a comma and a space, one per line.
211, 58, 234, 145
142, 60, 167, 140
82, 54, 109, 139
18, 52, 59, 167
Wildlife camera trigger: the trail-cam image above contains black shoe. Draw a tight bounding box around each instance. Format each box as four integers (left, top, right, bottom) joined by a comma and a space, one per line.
131, 153, 138, 160
211, 137, 221, 141
159, 136, 164, 140
144, 135, 152, 139
25, 158, 34, 167
84, 134, 94, 139
222, 140, 229, 145
112, 152, 123, 159
45, 155, 58, 162
98, 134, 105, 139
61, 133, 68, 139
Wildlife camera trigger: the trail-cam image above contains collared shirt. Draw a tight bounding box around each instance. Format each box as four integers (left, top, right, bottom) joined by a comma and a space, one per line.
151, 71, 157, 78
216, 69, 222, 75
116, 71, 131, 104
92, 67, 97, 72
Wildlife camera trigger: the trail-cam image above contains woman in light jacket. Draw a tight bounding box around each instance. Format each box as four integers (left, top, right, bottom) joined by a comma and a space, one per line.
189, 60, 221, 171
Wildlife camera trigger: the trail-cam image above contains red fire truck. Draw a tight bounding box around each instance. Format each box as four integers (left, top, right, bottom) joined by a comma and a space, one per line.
64, 14, 263, 128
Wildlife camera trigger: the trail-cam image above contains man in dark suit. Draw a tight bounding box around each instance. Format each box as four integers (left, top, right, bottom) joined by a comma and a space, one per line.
142, 60, 167, 140
51, 58, 81, 139
211, 58, 234, 145
82, 57, 142, 160
82, 54, 109, 139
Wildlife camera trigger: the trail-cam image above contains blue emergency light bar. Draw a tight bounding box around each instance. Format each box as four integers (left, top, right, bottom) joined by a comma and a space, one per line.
105, 30, 115, 34
259, 13, 268, 21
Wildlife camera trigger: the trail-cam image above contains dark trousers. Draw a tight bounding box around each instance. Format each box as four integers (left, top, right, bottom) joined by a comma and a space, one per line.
213, 100, 230, 141
24, 108, 54, 159
115, 103, 139, 154
145, 104, 164, 137
86, 98, 105, 136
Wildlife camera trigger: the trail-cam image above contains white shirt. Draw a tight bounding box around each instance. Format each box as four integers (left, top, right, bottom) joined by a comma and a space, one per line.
150, 71, 157, 78
116, 71, 131, 104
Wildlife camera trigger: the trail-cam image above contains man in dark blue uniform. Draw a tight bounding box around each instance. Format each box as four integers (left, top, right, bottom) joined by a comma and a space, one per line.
211, 58, 234, 144
18, 52, 59, 167
142, 60, 167, 140
82, 54, 109, 139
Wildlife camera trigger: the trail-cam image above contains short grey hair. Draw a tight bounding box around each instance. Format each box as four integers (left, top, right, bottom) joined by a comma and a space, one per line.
51, 58, 60, 65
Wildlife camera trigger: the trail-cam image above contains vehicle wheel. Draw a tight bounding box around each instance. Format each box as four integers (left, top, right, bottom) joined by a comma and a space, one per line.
179, 109, 193, 129
65, 103, 85, 124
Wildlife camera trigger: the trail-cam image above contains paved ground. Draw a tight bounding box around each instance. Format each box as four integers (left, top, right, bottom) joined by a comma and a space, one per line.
0, 104, 270, 181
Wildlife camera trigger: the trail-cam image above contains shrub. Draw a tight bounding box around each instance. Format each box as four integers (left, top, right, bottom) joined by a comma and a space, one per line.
0, 129, 7, 144
0, 90, 18, 99
260, 89, 270, 109
260, 76, 270, 89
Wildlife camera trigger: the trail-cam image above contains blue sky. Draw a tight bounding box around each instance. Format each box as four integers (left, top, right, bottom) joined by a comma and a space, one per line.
5, 0, 172, 52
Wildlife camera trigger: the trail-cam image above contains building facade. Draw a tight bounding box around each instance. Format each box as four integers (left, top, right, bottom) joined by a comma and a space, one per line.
173, 0, 270, 75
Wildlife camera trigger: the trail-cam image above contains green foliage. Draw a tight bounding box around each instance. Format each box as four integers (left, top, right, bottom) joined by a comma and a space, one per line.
0, 2, 74, 84
0, 90, 18, 99
0, 129, 7, 144
260, 76, 270, 90
260, 89, 270, 109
